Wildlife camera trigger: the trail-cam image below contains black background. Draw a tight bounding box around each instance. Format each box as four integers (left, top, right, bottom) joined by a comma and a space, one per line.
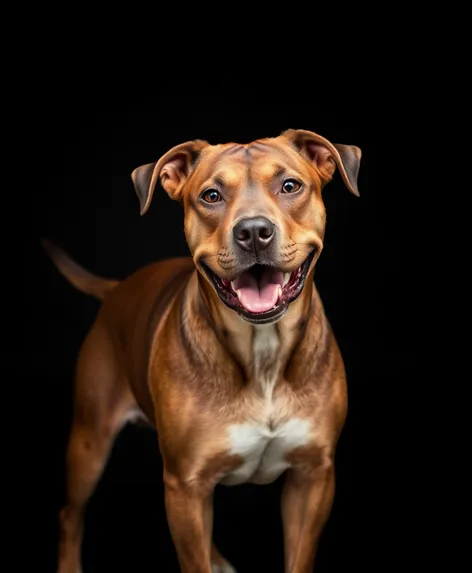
24, 95, 420, 572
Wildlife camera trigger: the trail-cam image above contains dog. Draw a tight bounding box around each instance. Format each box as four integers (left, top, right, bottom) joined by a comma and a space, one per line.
43, 128, 361, 573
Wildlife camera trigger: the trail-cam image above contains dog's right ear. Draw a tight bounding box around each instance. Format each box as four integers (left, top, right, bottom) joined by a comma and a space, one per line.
131, 140, 209, 215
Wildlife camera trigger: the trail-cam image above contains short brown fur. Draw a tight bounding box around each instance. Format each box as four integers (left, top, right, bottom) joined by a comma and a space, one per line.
46, 129, 361, 573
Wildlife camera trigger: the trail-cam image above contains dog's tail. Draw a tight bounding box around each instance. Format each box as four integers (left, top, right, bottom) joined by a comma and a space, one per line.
41, 239, 119, 300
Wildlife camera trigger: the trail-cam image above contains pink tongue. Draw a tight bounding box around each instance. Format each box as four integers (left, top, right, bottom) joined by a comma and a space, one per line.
233, 268, 284, 313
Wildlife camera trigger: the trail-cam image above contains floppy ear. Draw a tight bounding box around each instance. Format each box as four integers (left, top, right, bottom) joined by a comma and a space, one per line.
282, 129, 361, 196
131, 139, 209, 215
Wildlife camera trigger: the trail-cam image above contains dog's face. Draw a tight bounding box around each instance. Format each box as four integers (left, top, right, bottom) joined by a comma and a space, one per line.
132, 129, 361, 325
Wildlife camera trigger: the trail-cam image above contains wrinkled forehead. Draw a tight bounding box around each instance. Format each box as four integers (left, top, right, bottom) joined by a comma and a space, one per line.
191, 139, 311, 189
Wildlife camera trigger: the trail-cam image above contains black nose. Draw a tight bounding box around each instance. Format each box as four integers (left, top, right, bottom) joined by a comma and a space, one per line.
233, 217, 275, 253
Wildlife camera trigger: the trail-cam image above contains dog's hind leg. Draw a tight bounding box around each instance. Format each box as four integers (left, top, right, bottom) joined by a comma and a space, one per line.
57, 318, 136, 573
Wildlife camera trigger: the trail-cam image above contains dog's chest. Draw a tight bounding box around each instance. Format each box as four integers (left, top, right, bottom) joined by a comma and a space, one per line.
221, 417, 311, 485
220, 325, 311, 485
251, 323, 281, 400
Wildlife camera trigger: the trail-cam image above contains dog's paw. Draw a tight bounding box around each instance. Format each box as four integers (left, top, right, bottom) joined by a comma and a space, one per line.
211, 544, 237, 572
211, 562, 237, 573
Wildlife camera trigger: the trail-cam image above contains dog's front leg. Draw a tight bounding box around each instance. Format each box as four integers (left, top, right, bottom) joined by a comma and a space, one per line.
281, 460, 335, 573
164, 474, 214, 573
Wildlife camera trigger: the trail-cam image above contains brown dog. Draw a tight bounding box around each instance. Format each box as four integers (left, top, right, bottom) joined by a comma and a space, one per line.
44, 128, 361, 573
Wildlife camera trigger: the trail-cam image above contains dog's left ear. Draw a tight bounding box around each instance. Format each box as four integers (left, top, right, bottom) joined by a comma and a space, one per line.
282, 129, 361, 196
131, 139, 209, 215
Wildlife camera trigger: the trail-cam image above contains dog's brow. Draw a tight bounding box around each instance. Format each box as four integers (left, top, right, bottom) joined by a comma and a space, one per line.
213, 175, 226, 188
272, 165, 286, 179
205, 170, 244, 189
255, 163, 286, 181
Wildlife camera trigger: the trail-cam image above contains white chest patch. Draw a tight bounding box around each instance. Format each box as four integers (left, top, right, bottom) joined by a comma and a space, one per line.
222, 418, 311, 485
252, 324, 280, 400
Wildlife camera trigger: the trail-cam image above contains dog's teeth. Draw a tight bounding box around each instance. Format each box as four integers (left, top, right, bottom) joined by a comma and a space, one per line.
231, 281, 236, 292
283, 273, 291, 286
277, 285, 282, 301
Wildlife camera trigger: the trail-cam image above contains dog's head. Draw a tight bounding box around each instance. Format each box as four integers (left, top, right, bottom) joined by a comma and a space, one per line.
132, 129, 361, 325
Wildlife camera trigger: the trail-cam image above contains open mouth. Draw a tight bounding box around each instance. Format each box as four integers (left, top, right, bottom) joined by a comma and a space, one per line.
202, 250, 316, 324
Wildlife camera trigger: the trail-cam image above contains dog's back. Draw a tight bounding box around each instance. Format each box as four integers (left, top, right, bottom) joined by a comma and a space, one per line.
42, 240, 196, 419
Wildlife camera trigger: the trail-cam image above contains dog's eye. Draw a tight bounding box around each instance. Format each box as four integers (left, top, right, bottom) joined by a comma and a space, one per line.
282, 179, 302, 194
201, 189, 222, 203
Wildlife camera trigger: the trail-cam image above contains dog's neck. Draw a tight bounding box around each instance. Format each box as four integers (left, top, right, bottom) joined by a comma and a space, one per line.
183, 270, 319, 389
